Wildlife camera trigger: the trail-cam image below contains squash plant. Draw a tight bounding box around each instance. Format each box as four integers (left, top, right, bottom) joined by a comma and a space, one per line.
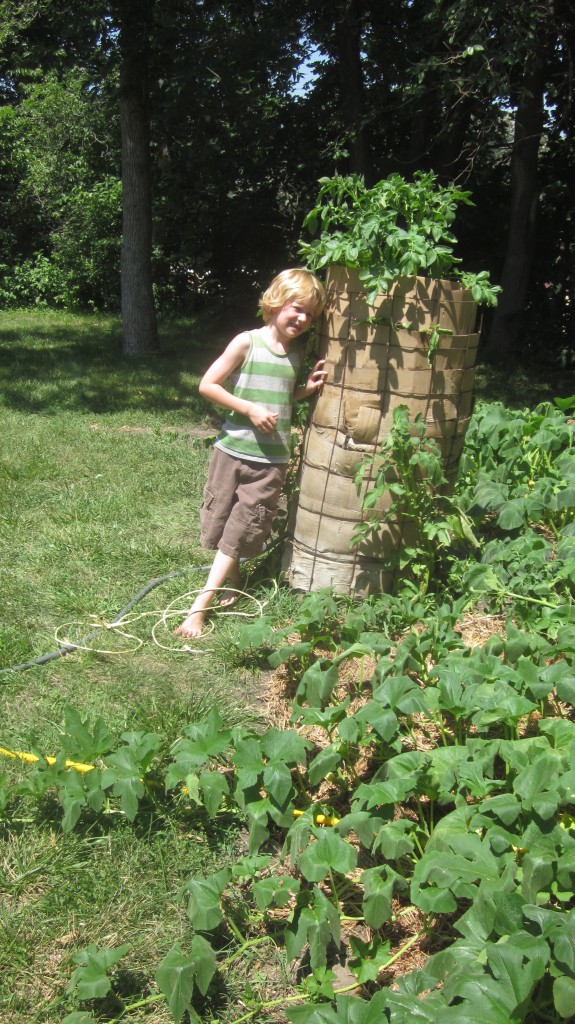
299, 170, 501, 307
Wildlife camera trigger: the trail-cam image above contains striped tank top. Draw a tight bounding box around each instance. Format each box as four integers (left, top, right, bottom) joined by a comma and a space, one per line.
215, 330, 302, 464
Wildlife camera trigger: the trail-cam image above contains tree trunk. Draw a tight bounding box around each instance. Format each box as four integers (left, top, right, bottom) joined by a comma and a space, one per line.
119, 0, 158, 357
485, 64, 546, 360
333, 0, 373, 181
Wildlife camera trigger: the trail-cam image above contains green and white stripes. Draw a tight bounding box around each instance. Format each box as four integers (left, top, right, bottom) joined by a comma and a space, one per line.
215, 330, 302, 463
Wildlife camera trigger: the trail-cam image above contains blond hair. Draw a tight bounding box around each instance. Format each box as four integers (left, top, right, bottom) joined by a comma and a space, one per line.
259, 268, 326, 323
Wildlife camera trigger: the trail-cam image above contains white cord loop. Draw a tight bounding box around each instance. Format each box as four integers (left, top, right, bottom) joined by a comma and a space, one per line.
52, 580, 277, 658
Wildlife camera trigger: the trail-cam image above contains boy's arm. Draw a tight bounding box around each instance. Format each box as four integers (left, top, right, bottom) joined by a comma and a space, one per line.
294, 358, 327, 402
199, 332, 279, 433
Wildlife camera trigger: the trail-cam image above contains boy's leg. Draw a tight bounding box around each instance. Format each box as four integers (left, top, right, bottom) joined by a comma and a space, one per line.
174, 549, 241, 638
217, 560, 242, 606
175, 457, 286, 638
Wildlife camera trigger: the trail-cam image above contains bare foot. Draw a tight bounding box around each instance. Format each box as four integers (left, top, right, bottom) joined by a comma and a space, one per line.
217, 574, 242, 608
174, 571, 242, 638
174, 607, 208, 638
174, 588, 214, 638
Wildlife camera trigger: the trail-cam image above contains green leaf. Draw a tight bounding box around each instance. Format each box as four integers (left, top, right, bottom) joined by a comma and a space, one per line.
516, 655, 553, 701
294, 700, 350, 731
253, 874, 301, 911
263, 760, 294, 809
269, 640, 313, 668
314, 991, 389, 1024
286, 1003, 334, 1024
170, 709, 231, 771
62, 704, 115, 760
513, 752, 564, 817
372, 674, 427, 715
284, 882, 342, 970
354, 702, 399, 742
285, 896, 316, 963
260, 728, 312, 765
337, 810, 390, 851
245, 797, 272, 853
475, 791, 522, 827
521, 851, 555, 903
101, 736, 161, 821
231, 854, 271, 879
554, 395, 575, 413
308, 887, 341, 969
362, 865, 405, 928
554, 929, 575, 975
231, 736, 264, 786
300, 966, 336, 1001
184, 868, 230, 931
101, 766, 143, 821
384, 987, 448, 1021
118, 730, 163, 772
155, 944, 197, 1023
469, 481, 508, 515
456, 888, 526, 943
283, 808, 315, 866
372, 817, 417, 859
555, 674, 575, 707
67, 942, 130, 1001
308, 744, 342, 786
190, 934, 217, 996
452, 933, 547, 1017
553, 975, 575, 1018
497, 498, 528, 530
184, 773, 202, 805
199, 769, 230, 817
59, 770, 88, 832
411, 832, 502, 913
553, 485, 575, 511
348, 935, 392, 984
296, 660, 339, 709
298, 829, 357, 882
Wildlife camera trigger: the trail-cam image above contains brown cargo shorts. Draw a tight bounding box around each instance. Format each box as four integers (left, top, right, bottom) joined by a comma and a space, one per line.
200, 447, 288, 559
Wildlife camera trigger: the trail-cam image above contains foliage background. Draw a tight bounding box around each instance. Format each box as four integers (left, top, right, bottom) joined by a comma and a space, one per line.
0, 0, 573, 363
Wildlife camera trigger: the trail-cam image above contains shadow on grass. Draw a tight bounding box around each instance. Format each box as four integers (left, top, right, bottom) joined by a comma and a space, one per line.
0, 311, 233, 416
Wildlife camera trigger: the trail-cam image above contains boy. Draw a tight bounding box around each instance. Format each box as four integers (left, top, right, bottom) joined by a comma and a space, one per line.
175, 268, 327, 638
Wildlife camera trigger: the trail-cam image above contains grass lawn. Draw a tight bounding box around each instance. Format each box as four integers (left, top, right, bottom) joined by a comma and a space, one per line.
1, 309, 574, 1024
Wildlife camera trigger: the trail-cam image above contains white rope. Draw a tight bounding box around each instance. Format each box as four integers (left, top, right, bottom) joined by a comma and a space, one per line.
52, 579, 278, 658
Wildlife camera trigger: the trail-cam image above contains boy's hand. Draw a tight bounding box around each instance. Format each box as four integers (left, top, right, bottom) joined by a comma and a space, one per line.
306, 358, 327, 393
248, 402, 278, 432
293, 358, 328, 402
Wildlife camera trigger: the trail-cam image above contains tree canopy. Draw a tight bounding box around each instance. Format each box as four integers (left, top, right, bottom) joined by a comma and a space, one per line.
0, 0, 573, 363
